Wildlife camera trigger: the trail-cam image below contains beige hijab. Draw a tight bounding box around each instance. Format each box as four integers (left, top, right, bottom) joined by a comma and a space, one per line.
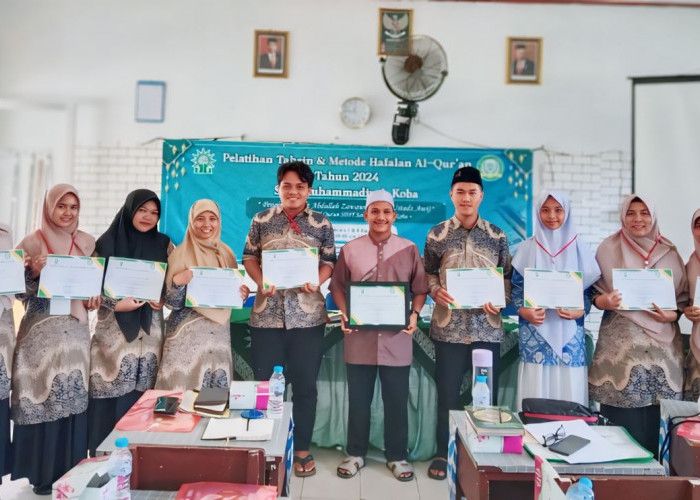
686, 208, 700, 362
594, 194, 688, 344
17, 184, 96, 322
0, 224, 13, 315
166, 199, 237, 325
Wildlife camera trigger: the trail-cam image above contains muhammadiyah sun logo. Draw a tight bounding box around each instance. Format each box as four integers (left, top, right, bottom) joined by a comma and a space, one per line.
191, 148, 216, 175
477, 155, 504, 181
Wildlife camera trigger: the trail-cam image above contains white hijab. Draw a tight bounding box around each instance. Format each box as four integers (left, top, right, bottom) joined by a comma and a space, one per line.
512, 190, 601, 357
0, 224, 14, 315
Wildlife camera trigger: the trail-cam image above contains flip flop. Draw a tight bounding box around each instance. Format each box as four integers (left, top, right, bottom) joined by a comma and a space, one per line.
386, 460, 414, 482
428, 457, 447, 480
337, 456, 365, 478
293, 454, 316, 477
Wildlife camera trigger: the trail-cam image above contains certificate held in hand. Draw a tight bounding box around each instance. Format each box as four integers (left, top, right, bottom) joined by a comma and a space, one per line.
186, 267, 246, 309
0, 249, 26, 295
38, 255, 105, 299
347, 281, 409, 330
103, 257, 167, 302
613, 268, 676, 310
524, 268, 583, 309
445, 267, 505, 309
262, 247, 319, 290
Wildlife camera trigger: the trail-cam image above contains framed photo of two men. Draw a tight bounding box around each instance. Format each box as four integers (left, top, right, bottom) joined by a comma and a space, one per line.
507, 37, 542, 85
254, 30, 288, 78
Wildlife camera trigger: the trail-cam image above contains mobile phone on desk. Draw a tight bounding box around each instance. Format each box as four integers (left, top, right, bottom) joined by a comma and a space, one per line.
154, 396, 180, 415
549, 435, 591, 456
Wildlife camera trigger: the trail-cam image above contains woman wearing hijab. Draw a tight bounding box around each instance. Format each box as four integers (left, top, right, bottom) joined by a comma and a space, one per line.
589, 194, 688, 458
683, 209, 700, 401
0, 224, 16, 477
87, 189, 171, 455
156, 199, 249, 391
512, 190, 600, 408
12, 184, 99, 494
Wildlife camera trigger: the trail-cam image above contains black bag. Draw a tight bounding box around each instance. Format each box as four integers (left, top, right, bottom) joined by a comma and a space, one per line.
519, 398, 611, 425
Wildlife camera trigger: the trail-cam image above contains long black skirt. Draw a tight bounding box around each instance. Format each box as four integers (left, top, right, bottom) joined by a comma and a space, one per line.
11, 411, 88, 490
87, 390, 143, 456
0, 398, 11, 477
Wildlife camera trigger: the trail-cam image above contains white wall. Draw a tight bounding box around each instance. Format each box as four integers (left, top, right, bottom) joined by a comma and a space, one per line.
1, 0, 700, 162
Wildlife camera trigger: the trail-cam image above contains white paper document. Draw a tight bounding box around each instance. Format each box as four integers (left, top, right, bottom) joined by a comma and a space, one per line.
262, 248, 319, 290
201, 417, 274, 441
348, 283, 407, 327
524, 268, 584, 309
186, 267, 246, 308
446, 267, 505, 309
0, 249, 25, 295
102, 257, 167, 302
524, 419, 652, 464
694, 277, 700, 308
38, 255, 105, 299
612, 268, 676, 310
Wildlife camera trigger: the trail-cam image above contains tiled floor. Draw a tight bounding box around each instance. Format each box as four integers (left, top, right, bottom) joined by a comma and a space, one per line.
0, 445, 450, 499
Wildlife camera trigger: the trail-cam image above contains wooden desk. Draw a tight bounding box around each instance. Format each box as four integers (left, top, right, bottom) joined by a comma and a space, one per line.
97, 403, 293, 497
449, 410, 668, 500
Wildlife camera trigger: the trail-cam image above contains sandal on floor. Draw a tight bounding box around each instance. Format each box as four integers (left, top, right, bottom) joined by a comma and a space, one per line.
427, 457, 447, 480
337, 456, 365, 478
386, 460, 415, 482
293, 454, 317, 477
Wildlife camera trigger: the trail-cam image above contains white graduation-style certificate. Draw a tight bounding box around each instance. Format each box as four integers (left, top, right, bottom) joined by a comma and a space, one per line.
262, 247, 319, 290
102, 257, 167, 302
524, 268, 584, 309
185, 267, 246, 308
446, 267, 506, 309
38, 255, 105, 299
612, 268, 676, 310
347, 282, 408, 329
0, 249, 25, 295
695, 277, 700, 308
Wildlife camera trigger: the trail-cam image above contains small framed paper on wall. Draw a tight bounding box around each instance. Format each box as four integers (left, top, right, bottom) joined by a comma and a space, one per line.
135, 80, 166, 122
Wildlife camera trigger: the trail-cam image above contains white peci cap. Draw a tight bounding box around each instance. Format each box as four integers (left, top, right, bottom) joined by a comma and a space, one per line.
365, 189, 395, 209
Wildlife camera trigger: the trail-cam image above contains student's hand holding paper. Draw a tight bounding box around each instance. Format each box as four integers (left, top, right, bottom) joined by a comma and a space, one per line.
434, 287, 455, 308
483, 302, 501, 315
340, 313, 356, 335
646, 302, 678, 323
557, 308, 584, 320
684, 305, 700, 322
300, 282, 318, 294
28, 253, 47, 278
595, 290, 622, 310
85, 295, 101, 311
519, 307, 545, 326
239, 284, 250, 301
115, 297, 146, 312
401, 314, 418, 335
172, 268, 194, 286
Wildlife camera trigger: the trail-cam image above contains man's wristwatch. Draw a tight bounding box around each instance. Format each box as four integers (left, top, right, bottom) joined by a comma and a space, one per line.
410, 309, 420, 317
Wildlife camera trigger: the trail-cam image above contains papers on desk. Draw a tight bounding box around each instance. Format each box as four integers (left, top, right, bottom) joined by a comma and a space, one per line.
0, 249, 25, 295
201, 417, 274, 441
612, 268, 676, 310
524, 419, 653, 464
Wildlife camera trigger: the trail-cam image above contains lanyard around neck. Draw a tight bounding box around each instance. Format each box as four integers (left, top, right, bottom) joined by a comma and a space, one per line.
282, 207, 303, 234
535, 235, 577, 259
620, 230, 661, 268
38, 229, 75, 255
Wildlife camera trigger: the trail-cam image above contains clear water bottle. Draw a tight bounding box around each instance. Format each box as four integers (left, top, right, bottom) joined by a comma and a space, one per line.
472, 374, 491, 408
267, 365, 285, 419
107, 437, 132, 500
565, 477, 594, 499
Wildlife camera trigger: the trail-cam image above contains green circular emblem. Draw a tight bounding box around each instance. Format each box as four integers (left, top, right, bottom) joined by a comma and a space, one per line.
477, 155, 504, 181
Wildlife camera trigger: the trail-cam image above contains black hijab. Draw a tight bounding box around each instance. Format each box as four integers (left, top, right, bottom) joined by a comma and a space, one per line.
96, 189, 171, 341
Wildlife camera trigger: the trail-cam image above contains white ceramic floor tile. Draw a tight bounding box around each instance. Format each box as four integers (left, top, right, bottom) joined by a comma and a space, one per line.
0, 475, 44, 499
359, 457, 420, 500
413, 459, 450, 499
298, 446, 361, 499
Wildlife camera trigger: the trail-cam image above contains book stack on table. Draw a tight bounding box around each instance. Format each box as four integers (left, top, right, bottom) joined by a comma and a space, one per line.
464, 406, 525, 454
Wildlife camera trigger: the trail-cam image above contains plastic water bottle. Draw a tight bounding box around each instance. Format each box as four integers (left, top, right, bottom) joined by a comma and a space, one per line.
267, 365, 285, 419
107, 437, 132, 499
565, 477, 594, 499
472, 374, 491, 408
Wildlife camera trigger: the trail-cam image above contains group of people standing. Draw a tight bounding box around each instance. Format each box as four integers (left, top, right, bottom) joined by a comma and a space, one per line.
1, 160, 699, 492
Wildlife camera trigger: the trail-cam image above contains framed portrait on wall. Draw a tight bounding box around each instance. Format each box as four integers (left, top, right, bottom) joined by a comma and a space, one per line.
378, 8, 412, 56
254, 30, 288, 78
507, 37, 542, 84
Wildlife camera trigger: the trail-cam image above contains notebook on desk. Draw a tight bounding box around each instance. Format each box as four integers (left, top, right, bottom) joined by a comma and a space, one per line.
193, 387, 229, 416
201, 417, 274, 441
